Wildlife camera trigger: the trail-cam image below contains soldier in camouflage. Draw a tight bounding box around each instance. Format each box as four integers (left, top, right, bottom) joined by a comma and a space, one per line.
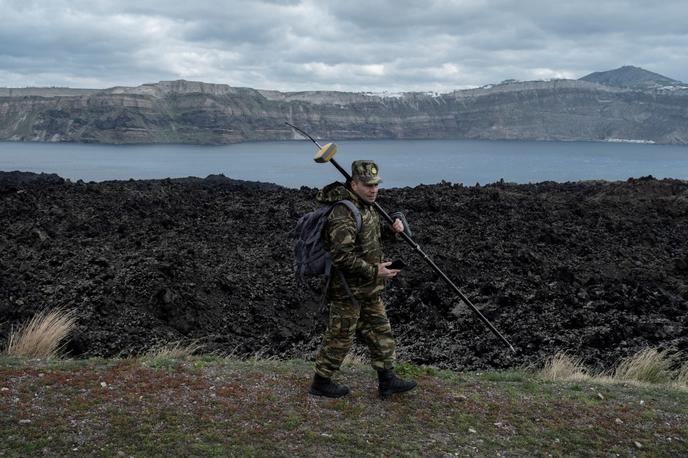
309, 160, 418, 399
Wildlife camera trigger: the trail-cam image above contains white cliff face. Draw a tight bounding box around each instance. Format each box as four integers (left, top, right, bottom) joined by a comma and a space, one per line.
0, 78, 687, 145
448, 79, 626, 99
0, 87, 99, 97
257, 89, 383, 105
104, 80, 240, 97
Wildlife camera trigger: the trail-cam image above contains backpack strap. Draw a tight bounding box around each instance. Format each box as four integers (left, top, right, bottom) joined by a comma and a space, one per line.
337, 270, 360, 309
319, 265, 361, 311
319, 260, 333, 311
333, 200, 362, 233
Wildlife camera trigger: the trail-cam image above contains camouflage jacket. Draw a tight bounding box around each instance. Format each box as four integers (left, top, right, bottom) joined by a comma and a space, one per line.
316, 181, 395, 303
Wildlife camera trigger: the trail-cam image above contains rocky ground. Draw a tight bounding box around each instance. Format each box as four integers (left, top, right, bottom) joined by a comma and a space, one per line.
1, 171, 687, 371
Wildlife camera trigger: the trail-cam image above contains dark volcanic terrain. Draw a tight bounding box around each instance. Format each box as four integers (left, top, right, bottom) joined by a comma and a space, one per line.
1, 171, 687, 371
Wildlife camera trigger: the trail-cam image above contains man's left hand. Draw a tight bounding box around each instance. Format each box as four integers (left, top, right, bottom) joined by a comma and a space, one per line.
391, 218, 404, 234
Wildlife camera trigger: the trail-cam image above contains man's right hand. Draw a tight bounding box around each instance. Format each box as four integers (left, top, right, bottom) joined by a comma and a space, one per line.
377, 261, 400, 279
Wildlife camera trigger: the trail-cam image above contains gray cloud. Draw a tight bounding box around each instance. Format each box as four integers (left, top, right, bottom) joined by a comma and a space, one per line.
0, 0, 685, 91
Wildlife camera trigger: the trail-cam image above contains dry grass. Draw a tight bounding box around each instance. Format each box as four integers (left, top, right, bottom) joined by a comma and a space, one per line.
540, 352, 590, 382
342, 345, 369, 367
613, 348, 677, 384
143, 340, 204, 360
676, 363, 688, 387
4, 308, 77, 358
540, 348, 688, 388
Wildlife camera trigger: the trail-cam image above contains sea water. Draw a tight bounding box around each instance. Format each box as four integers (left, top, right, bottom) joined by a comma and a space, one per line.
1, 139, 687, 188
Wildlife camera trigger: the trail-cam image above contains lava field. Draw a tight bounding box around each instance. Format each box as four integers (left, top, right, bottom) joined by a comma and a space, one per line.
1, 171, 687, 371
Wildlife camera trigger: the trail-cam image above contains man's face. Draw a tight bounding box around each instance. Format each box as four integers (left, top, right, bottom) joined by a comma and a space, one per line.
351, 179, 379, 204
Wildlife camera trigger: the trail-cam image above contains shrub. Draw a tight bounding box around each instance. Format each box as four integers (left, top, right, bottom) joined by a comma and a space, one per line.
613, 348, 677, 384
540, 352, 590, 381
5, 308, 77, 359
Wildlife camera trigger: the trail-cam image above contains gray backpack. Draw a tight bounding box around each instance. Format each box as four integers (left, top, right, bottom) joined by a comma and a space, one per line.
294, 200, 362, 279
294, 200, 362, 306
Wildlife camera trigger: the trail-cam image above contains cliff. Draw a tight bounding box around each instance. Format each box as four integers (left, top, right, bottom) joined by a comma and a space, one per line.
1, 68, 687, 145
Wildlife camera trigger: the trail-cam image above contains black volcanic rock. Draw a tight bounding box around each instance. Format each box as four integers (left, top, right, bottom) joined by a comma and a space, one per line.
1, 172, 687, 371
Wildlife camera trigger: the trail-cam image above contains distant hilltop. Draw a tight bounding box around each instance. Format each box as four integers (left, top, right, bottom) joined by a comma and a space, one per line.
0, 66, 686, 145
580, 65, 683, 90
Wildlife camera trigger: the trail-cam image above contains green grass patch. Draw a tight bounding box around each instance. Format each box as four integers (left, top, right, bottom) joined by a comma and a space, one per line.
1, 356, 687, 457
394, 361, 441, 378
480, 370, 528, 382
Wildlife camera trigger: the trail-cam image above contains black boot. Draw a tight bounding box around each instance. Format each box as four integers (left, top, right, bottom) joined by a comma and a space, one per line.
309, 373, 350, 398
378, 368, 417, 399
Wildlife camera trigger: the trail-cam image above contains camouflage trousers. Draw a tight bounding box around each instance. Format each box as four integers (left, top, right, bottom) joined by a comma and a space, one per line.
314, 297, 396, 378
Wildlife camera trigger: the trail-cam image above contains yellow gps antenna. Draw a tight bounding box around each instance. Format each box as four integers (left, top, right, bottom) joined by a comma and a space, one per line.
315, 143, 337, 163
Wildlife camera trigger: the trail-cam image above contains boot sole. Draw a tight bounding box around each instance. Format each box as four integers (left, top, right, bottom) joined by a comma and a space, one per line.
308, 387, 350, 398
379, 383, 417, 399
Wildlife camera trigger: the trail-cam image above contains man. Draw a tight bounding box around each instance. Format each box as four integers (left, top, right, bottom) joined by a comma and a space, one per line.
309, 160, 417, 399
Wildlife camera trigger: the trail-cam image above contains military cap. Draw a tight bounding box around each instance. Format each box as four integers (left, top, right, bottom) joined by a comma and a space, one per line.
351, 160, 382, 185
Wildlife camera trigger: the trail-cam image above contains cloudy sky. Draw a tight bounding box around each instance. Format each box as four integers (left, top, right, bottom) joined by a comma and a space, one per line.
1, 0, 686, 92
